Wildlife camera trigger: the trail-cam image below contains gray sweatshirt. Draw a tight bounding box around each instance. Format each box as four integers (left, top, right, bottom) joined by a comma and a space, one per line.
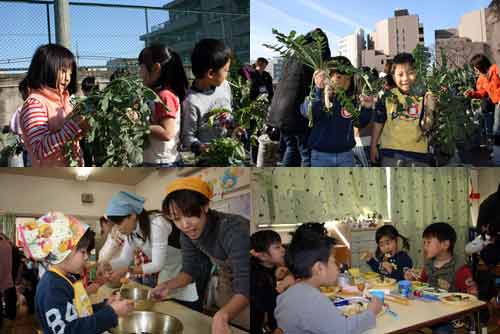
275, 282, 376, 334
179, 210, 250, 298
181, 80, 232, 153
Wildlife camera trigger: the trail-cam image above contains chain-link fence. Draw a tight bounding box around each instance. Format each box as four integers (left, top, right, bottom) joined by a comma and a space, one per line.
0, 0, 250, 72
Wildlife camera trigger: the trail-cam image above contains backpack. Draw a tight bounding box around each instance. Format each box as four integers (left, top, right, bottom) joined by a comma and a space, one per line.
267, 29, 331, 135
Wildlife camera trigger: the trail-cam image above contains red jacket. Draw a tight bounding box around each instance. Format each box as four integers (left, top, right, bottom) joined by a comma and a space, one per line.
470, 74, 489, 99
487, 64, 500, 104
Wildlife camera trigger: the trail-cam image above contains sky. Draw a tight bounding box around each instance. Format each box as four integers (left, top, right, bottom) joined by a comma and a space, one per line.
0, 0, 239, 70
251, 0, 492, 60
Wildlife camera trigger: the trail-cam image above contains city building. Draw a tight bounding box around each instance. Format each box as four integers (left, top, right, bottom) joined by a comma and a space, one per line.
435, 9, 491, 69
140, 0, 249, 65
338, 28, 365, 68
361, 9, 424, 72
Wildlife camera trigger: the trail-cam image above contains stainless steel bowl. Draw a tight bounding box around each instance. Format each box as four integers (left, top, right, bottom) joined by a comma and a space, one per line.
110, 311, 183, 334
116, 287, 154, 311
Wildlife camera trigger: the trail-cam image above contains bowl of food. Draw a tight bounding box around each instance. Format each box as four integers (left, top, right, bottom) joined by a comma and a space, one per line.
110, 311, 183, 334
115, 287, 154, 311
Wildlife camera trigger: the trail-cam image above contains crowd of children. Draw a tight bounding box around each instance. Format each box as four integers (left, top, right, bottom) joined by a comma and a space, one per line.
250, 220, 492, 334
3, 38, 240, 167
266, 27, 500, 167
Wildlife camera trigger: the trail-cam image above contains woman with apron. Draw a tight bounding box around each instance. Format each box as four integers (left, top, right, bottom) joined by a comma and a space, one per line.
102, 191, 198, 308
18, 212, 133, 334
151, 177, 250, 334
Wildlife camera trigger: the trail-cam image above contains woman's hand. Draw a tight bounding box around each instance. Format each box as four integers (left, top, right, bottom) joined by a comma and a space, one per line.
370, 146, 379, 164
212, 310, 231, 334
150, 284, 170, 301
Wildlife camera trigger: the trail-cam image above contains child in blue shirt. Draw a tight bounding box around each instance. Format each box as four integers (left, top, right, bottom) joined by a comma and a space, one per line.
301, 56, 372, 167
18, 212, 133, 334
364, 225, 413, 281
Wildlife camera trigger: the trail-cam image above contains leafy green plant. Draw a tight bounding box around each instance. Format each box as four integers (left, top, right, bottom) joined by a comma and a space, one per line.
0, 132, 22, 166
68, 77, 167, 167
264, 29, 383, 126
198, 137, 246, 166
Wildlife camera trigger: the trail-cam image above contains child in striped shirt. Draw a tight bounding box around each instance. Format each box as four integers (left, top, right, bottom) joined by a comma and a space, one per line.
20, 44, 89, 167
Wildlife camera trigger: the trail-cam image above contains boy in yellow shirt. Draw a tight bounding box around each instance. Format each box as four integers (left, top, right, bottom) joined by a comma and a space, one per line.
364, 53, 436, 166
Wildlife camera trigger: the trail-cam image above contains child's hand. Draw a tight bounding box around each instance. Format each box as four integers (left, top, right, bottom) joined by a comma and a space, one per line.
424, 92, 437, 113
370, 146, 379, 163
367, 296, 383, 315
109, 299, 134, 317
381, 261, 394, 273
74, 115, 90, 133
313, 70, 327, 89
359, 95, 376, 109
404, 269, 420, 281
275, 266, 289, 280
360, 251, 373, 261
276, 274, 295, 294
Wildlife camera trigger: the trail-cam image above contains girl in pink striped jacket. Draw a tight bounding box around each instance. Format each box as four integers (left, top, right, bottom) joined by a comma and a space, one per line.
20, 44, 89, 167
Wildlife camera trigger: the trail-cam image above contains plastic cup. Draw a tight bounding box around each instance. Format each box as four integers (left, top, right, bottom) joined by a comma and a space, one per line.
399, 280, 411, 298
371, 290, 385, 303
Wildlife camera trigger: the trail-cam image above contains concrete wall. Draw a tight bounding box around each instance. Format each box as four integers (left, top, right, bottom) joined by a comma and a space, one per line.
375, 19, 390, 55
477, 168, 500, 207
459, 9, 487, 43
0, 70, 112, 128
0, 173, 135, 219
486, 6, 500, 65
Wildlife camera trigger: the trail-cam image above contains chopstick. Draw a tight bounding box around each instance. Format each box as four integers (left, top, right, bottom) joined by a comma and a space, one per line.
385, 294, 410, 305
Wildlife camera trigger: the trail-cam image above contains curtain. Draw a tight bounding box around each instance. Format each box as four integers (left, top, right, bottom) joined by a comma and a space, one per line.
390, 167, 471, 267
0, 213, 16, 242
252, 168, 388, 226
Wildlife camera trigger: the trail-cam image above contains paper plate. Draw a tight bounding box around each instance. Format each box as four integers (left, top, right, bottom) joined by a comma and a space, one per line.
439, 293, 477, 306
415, 286, 448, 296
367, 277, 397, 288
336, 297, 386, 318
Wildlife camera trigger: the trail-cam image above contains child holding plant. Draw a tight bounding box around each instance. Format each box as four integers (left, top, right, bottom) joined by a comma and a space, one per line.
20, 44, 89, 167
465, 54, 500, 145
181, 39, 233, 156
366, 53, 436, 167
300, 56, 373, 167
138, 45, 188, 167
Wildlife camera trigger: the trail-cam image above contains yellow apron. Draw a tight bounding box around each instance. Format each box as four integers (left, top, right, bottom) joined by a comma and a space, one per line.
49, 267, 94, 317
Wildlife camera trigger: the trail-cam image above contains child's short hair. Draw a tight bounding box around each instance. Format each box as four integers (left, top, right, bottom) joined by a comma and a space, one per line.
81, 76, 97, 95
76, 228, 95, 253
191, 39, 232, 79
423, 222, 456, 253
251, 230, 281, 253
162, 189, 210, 218
470, 54, 492, 74
293, 222, 328, 240
25, 44, 77, 95
330, 56, 354, 76
285, 231, 336, 279
256, 57, 269, 66
392, 53, 415, 71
